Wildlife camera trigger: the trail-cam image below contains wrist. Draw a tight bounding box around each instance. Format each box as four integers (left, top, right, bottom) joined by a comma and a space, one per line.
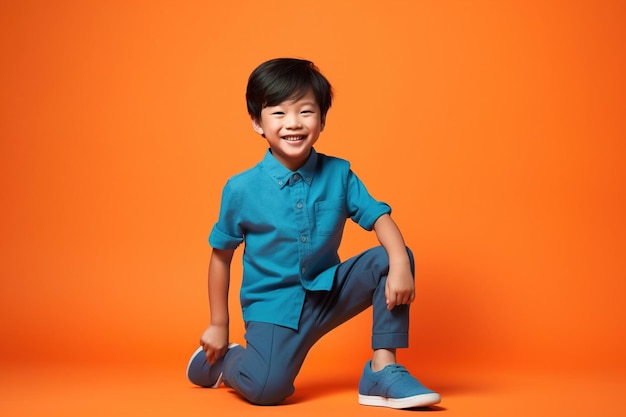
388, 254, 411, 269
210, 318, 229, 327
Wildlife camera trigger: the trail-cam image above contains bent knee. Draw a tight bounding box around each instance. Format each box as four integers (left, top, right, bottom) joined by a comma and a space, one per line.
250, 393, 290, 406
250, 381, 294, 406
372, 245, 415, 275
236, 376, 294, 406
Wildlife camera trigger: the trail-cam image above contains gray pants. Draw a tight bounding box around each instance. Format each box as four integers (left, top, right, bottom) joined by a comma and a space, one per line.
221, 246, 414, 405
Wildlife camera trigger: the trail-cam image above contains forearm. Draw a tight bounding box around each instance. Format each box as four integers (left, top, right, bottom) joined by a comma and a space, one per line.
207, 248, 234, 327
373, 214, 411, 269
374, 214, 415, 309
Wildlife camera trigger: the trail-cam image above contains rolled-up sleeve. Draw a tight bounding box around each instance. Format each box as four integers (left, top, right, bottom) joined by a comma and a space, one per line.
346, 170, 391, 230
208, 181, 244, 249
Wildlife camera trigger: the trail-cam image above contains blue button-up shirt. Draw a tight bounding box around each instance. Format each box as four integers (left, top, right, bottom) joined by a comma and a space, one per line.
209, 148, 391, 329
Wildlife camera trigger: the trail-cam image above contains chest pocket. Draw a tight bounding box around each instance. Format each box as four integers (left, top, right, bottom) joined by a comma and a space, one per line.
315, 199, 346, 236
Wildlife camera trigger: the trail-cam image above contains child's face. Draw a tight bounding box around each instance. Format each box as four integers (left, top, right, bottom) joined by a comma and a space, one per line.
252, 89, 324, 171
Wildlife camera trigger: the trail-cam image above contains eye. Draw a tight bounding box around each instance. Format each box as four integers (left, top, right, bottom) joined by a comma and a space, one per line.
301, 110, 314, 114
271, 111, 285, 116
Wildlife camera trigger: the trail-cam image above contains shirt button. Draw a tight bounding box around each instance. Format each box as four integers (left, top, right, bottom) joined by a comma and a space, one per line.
293, 173, 301, 181
296, 202, 303, 209
300, 235, 307, 243
278, 180, 283, 186
301, 267, 306, 274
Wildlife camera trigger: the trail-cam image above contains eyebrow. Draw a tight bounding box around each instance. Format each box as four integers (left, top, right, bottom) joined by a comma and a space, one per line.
266, 100, 317, 108
296, 100, 318, 107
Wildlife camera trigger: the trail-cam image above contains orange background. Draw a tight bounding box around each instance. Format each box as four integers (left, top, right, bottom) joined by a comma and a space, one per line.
1, 1, 625, 416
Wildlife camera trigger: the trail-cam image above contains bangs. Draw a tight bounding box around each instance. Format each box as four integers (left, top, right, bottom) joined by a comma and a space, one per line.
247, 58, 333, 121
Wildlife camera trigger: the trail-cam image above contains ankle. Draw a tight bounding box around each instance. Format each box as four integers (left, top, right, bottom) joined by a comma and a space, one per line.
371, 348, 396, 372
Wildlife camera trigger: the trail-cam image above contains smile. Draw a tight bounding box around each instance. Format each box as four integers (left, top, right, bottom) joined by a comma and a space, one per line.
282, 136, 305, 142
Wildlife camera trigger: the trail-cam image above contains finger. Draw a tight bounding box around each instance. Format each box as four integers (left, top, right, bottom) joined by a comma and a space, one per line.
208, 349, 224, 365
395, 295, 409, 306
399, 290, 413, 304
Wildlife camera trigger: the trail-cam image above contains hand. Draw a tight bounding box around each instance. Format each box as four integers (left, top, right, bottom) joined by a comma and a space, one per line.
385, 265, 415, 310
199, 324, 229, 364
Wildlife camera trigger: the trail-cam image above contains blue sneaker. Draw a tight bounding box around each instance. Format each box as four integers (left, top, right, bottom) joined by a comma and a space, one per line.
186, 343, 239, 388
358, 360, 441, 409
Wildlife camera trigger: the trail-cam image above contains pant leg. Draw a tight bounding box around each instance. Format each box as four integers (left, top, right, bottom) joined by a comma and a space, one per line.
222, 322, 308, 406
222, 246, 414, 405
305, 245, 414, 349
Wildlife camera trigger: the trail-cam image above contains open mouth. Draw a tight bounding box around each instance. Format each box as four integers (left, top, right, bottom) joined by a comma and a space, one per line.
282, 135, 305, 142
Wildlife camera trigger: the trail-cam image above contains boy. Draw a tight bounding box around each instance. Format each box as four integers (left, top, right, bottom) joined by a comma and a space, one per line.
187, 58, 440, 409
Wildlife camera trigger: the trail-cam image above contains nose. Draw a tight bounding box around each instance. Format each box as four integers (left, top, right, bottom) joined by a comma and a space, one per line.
285, 114, 302, 129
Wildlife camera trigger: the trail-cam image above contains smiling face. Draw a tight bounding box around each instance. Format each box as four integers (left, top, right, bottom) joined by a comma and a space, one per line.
251, 89, 324, 171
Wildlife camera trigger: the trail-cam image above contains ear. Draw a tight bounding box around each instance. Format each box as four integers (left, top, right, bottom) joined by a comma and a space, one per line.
251, 117, 265, 136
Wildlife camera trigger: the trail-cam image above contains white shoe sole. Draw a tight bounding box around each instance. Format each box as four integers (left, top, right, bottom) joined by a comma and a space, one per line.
358, 392, 441, 409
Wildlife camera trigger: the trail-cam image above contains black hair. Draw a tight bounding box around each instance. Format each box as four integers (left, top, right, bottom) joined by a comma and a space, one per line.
246, 58, 333, 124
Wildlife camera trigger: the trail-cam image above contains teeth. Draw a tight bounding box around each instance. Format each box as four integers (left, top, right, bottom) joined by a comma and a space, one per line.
284, 136, 304, 141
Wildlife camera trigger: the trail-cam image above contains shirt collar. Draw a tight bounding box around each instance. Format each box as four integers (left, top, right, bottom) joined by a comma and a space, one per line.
262, 148, 318, 189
